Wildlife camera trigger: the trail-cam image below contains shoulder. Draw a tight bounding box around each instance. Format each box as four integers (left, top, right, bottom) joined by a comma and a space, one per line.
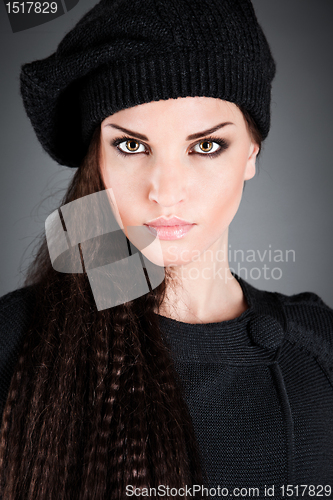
274, 289, 333, 382
245, 277, 333, 344
240, 276, 333, 380
275, 289, 333, 341
0, 285, 37, 409
0, 285, 37, 334
0, 285, 37, 369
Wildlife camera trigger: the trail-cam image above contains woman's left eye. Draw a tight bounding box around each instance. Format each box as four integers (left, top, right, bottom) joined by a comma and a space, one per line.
192, 140, 221, 155
117, 139, 147, 154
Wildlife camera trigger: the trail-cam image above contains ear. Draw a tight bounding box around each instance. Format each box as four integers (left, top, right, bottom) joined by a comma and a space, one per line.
244, 142, 259, 181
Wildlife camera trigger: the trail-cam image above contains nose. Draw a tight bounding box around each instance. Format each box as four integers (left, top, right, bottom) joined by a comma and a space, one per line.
148, 154, 188, 207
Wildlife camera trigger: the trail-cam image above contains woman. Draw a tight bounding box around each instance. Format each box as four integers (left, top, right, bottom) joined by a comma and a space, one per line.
0, 0, 332, 498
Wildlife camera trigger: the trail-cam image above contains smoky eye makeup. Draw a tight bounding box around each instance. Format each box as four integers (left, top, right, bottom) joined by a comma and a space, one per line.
111, 135, 149, 157
110, 134, 230, 158
189, 136, 230, 158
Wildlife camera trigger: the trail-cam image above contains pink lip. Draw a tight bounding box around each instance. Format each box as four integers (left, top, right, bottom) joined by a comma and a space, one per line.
145, 216, 194, 227
144, 216, 196, 240
145, 224, 194, 240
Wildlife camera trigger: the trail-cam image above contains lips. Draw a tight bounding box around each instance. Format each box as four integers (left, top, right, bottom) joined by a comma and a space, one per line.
144, 216, 195, 240
144, 216, 194, 227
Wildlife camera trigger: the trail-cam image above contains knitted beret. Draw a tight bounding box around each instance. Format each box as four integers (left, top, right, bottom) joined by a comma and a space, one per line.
20, 0, 276, 168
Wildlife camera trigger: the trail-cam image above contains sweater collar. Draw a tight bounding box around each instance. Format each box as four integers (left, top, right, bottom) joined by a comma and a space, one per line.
158, 274, 287, 354
229, 273, 286, 350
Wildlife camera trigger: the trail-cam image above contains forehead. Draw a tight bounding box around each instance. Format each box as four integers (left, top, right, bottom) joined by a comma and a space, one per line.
101, 97, 245, 135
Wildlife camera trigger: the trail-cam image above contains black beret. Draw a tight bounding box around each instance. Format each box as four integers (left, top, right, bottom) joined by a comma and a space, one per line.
20, 0, 276, 168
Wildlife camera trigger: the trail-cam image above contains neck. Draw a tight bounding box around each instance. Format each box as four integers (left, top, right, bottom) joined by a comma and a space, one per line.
158, 232, 249, 324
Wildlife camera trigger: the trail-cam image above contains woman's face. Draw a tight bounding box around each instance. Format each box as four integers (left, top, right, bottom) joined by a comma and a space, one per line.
99, 97, 259, 268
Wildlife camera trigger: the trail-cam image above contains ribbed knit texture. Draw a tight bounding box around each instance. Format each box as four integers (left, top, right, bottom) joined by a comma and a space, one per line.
156, 276, 333, 494
1, 277, 332, 496
20, 0, 276, 168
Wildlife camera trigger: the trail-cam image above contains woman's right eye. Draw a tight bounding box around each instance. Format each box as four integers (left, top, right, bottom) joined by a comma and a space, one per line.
117, 139, 147, 154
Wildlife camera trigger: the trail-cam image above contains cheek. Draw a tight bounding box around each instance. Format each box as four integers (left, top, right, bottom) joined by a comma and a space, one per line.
101, 165, 127, 226
204, 153, 248, 224
207, 183, 243, 235
102, 169, 140, 228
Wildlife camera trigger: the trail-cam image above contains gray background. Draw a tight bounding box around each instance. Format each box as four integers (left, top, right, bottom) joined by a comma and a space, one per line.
1, 0, 332, 306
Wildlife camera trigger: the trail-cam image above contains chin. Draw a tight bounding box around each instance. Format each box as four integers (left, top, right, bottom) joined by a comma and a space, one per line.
141, 247, 192, 269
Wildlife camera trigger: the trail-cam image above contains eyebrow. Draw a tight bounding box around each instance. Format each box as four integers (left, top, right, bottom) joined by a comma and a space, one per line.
105, 122, 234, 142
106, 124, 149, 141
186, 122, 234, 140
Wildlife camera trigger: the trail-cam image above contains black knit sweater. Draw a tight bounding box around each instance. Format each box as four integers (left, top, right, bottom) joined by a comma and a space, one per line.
0, 276, 333, 497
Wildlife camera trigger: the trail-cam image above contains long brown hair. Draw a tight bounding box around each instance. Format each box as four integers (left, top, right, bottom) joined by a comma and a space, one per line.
0, 127, 204, 499
0, 110, 262, 499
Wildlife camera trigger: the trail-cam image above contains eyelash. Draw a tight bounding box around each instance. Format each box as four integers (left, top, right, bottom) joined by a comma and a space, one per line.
111, 135, 229, 159
190, 136, 229, 158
